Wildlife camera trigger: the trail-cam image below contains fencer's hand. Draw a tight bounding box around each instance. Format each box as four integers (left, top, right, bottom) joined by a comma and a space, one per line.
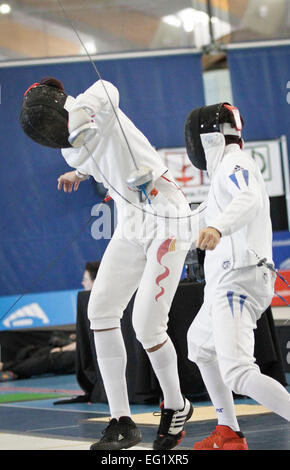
57, 171, 82, 192
196, 227, 221, 251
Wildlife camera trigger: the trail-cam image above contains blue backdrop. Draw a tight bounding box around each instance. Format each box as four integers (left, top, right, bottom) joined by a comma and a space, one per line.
0, 53, 205, 297
227, 44, 290, 166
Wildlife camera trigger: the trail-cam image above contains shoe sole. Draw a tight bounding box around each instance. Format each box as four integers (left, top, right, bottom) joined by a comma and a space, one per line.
193, 439, 249, 450
194, 445, 248, 450
90, 435, 142, 451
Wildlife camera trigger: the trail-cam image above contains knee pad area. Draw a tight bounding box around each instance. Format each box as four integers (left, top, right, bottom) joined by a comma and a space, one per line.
187, 339, 216, 364
133, 323, 168, 350
87, 296, 124, 330
219, 364, 259, 395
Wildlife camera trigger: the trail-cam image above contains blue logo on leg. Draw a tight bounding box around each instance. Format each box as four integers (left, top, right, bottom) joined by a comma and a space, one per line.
227, 291, 247, 317
239, 295, 247, 315
227, 291, 234, 316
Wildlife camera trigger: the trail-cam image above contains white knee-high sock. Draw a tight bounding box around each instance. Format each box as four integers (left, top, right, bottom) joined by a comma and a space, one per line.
93, 328, 130, 419
198, 361, 240, 431
147, 337, 184, 410
239, 371, 290, 421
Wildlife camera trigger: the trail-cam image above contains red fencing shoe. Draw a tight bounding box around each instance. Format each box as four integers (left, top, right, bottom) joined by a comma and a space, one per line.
193, 425, 248, 450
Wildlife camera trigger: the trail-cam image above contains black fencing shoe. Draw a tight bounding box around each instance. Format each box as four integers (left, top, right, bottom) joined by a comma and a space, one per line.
153, 397, 193, 450
90, 416, 142, 450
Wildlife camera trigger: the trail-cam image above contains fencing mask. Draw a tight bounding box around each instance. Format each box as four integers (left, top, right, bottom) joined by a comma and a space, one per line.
19, 78, 72, 148
184, 103, 243, 170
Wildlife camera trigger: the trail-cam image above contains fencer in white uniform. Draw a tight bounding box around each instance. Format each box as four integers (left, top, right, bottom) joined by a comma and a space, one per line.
20, 77, 194, 451
185, 103, 290, 450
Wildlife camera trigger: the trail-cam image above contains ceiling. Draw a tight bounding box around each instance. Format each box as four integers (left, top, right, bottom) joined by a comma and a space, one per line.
0, 0, 289, 63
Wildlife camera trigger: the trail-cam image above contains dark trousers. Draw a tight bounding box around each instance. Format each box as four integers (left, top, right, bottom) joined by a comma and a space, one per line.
3, 347, 75, 378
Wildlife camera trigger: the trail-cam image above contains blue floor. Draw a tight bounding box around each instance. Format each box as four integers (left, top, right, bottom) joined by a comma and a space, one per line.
0, 373, 289, 451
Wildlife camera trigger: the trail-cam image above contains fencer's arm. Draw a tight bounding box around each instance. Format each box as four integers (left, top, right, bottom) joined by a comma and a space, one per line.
191, 200, 221, 251
193, 200, 207, 231
206, 162, 262, 237
190, 200, 208, 247
68, 81, 119, 147
72, 80, 120, 115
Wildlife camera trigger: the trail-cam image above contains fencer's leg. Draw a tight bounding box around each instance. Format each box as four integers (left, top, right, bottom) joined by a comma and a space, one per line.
187, 306, 240, 431
236, 370, 290, 421
196, 361, 240, 431
132, 238, 190, 411
146, 336, 184, 411
88, 234, 146, 419
89, 235, 146, 450
93, 327, 130, 419
212, 290, 290, 422
146, 333, 193, 451
91, 325, 142, 451
88, 235, 146, 331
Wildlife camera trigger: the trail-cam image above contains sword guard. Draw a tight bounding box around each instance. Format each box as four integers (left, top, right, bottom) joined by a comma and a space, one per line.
68, 122, 98, 147
126, 166, 154, 203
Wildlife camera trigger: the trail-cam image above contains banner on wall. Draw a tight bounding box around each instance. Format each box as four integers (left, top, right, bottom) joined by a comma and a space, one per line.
158, 136, 289, 203
0, 289, 78, 330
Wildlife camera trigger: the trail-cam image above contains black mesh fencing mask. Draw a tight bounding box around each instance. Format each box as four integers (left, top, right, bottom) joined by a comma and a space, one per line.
19, 83, 72, 148
184, 103, 225, 171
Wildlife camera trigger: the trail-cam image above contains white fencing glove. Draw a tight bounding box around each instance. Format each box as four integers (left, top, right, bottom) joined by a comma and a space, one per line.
68, 107, 98, 147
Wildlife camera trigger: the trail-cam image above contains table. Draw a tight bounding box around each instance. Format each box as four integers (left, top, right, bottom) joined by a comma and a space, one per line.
75, 281, 286, 403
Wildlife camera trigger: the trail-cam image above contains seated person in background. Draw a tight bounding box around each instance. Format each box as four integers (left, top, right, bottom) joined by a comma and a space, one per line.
82, 261, 100, 291
0, 332, 76, 381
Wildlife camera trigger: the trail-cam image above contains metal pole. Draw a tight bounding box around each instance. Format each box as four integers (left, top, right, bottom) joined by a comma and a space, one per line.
206, 0, 215, 47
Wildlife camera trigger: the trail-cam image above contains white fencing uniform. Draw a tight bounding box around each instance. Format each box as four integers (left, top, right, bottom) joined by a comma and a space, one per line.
187, 135, 290, 424
187, 135, 276, 391
62, 80, 192, 348
62, 81, 167, 209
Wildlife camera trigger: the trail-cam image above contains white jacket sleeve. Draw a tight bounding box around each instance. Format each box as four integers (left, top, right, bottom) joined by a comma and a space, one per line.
66, 80, 120, 151
190, 200, 208, 246
72, 80, 119, 114
194, 200, 208, 230
207, 156, 263, 237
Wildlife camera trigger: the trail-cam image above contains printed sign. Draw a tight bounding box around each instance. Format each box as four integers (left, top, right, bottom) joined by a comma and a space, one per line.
0, 289, 79, 330
272, 231, 290, 307
157, 148, 210, 203
245, 140, 284, 197
271, 270, 290, 307
157, 137, 287, 202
